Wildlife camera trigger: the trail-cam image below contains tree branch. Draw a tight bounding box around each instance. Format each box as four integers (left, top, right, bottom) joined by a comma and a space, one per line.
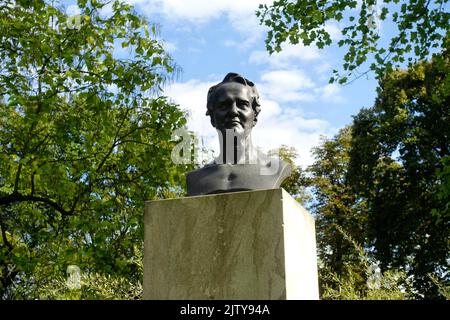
96, 107, 131, 173
0, 216, 13, 252
13, 164, 22, 194
0, 193, 72, 216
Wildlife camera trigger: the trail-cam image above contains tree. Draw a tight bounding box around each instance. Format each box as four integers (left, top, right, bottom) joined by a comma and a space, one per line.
37, 245, 143, 300
257, 0, 450, 84
434, 155, 450, 225
349, 49, 450, 298
268, 145, 309, 203
297, 127, 414, 299
307, 127, 368, 279
320, 225, 414, 300
268, 137, 369, 294
0, 0, 192, 298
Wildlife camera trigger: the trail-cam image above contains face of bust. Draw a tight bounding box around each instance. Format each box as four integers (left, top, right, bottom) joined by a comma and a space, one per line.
210, 82, 255, 136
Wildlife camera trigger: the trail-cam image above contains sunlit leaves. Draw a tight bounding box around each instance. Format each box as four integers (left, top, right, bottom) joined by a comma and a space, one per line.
307, 127, 369, 280
0, 0, 192, 298
257, 0, 450, 84
348, 51, 450, 298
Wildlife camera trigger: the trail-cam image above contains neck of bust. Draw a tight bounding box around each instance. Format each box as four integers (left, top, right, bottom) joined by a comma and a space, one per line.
215, 129, 258, 165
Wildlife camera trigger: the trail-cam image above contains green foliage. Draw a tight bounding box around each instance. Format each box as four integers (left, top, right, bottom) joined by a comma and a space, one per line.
434, 155, 450, 224
38, 245, 143, 300
308, 127, 368, 275
264, 52, 449, 299
0, 0, 193, 299
38, 270, 143, 300
268, 145, 310, 204
428, 273, 450, 299
305, 54, 449, 297
349, 49, 450, 298
257, 0, 450, 84
320, 225, 413, 300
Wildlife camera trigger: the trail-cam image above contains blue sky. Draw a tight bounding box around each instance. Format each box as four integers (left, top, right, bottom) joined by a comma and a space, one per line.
67, 0, 384, 167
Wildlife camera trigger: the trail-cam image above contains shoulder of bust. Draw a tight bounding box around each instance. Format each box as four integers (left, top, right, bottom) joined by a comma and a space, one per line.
186, 163, 218, 178
271, 158, 292, 186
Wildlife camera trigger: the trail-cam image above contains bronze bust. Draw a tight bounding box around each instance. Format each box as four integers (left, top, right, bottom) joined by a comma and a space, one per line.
186, 72, 291, 196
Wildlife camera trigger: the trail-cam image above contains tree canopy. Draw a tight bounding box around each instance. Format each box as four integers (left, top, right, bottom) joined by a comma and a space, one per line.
257, 0, 450, 84
268, 145, 310, 204
307, 127, 368, 277
307, 48, 449, 298
0, 0, 192, 298
348, 48, 449, 297
257, 1, 449, 297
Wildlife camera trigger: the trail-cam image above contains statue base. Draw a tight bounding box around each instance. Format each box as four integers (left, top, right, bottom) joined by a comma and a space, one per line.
143, 188, 319, 299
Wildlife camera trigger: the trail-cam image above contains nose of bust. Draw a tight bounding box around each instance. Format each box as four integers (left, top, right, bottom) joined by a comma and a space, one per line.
228, 102, 239, 115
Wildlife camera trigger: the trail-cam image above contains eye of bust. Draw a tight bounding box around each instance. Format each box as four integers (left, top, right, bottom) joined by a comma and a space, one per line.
218, 102, 228, 110
237, 99, 250, 108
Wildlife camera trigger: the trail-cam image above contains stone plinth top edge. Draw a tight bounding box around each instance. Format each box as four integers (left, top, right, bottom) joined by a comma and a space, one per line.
145, 188, 287, 203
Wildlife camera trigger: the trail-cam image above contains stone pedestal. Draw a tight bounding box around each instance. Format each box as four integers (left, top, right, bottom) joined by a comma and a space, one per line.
143, 188, 319, 300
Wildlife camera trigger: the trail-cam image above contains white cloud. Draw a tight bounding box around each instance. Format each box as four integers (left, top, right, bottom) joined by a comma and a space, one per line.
252, 100, 336, 167
66, 4, 81, 16
129, 0, 273, 22
226, 10, 269, 48
187, 47, 202, 53
258, 70, 316, 103
257, 69, 344, 105
324, 22, 343, 41
314, 83, 345, 103
315, 62, 332, 75
163, 77, 337, 167
163, 78, 219, 149
249, 43, 321, 68
223, 39, 238, 47
162, 41, 178, 53
128, 0, 274, 48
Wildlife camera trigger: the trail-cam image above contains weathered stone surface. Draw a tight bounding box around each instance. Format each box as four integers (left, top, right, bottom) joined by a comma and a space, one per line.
143, 188, 318, 300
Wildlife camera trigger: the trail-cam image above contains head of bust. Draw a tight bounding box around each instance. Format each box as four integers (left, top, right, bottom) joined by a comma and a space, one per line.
206, 73, 261, 136
185, 72, 292, 196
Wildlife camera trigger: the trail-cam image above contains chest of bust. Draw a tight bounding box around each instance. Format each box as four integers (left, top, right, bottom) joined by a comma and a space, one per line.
187, 162, 289, 196
206, 165, 257, 190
